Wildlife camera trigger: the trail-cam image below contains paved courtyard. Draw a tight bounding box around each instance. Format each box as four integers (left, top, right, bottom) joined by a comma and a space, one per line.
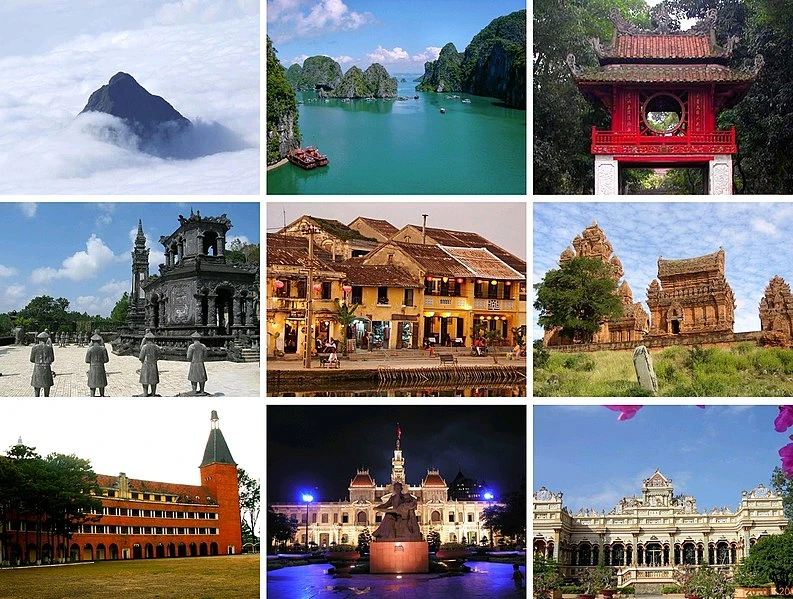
0, 345, 259, 397
266, 562, 526, 599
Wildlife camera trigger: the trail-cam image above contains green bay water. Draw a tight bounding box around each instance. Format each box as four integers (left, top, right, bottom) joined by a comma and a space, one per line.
267, 77, 526, 195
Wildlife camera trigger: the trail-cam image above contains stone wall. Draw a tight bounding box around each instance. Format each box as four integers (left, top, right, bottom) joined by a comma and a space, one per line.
548, 331, 763, 353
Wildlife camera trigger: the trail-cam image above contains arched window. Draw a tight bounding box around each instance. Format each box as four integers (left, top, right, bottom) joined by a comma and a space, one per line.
356, 511, 367, 525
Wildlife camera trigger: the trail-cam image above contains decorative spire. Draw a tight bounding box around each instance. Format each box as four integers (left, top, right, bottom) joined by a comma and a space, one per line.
17, 436, 23, 445
396, 422, 401, 449
201, 410, 236, 467
135, 220, 146, 247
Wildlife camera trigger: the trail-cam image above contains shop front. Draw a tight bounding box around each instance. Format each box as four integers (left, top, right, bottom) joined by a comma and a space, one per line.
392, 314, 419, 349
473, 314, 510, 343
423, 312, 469, 347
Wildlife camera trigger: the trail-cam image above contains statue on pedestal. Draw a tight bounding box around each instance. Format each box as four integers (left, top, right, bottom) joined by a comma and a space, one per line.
372, 482, 422, 541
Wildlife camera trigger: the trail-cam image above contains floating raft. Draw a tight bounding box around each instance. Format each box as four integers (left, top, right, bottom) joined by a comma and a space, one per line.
377, 364, 525, 386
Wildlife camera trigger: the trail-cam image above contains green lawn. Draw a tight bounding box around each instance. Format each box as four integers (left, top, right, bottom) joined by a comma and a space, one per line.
0, 555, 259, 599
534, 344, 793, 396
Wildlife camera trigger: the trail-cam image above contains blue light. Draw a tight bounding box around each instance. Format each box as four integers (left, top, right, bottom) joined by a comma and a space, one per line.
302, 493, 314, 503
483, 492, 494, 500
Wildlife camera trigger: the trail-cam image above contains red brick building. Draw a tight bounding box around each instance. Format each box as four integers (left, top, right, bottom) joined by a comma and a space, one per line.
3, 411, 241, 564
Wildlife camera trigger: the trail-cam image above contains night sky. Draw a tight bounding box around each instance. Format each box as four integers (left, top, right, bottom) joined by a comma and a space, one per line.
266, 405, 526, 504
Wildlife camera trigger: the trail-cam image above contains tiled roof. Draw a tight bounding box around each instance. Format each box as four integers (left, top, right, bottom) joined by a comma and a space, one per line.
310, 217, 378, 243
573, 63, 755, 84
439, 246, 525, 280
613, 34, 715, 60
658, 249, 725, 277
266, 234, 337, 270
389, 242, 473, 278
350, 470, 375, 487
352, 217, 398, 238
340, 263, 423, 288
422, 470, 447, 487
201, 428, 236, 467
410, 226, 526, 274
96, 474, 213, 503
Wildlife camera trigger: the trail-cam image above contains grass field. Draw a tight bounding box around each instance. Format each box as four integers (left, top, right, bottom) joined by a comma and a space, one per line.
0, 554, 259, 599
534, 343, 793, 396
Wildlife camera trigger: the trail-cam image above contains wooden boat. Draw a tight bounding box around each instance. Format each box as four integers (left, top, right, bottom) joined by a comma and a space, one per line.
287, 146, 329, 170
440, 108, 446, 113
461, 98, 471, 104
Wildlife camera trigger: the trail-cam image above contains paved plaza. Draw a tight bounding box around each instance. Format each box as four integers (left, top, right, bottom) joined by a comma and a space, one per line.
266, 562, 526, 599
0, 345, 259, 397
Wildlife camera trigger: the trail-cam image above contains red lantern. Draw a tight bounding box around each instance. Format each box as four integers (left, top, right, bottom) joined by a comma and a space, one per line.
505, 281, 512, 286
476, 279, 483, 284
426, 276, 433, 282
456, 278, 464, 284
313, 283, 322, 292
274, 280, 284, 289
343, 285, 352, 294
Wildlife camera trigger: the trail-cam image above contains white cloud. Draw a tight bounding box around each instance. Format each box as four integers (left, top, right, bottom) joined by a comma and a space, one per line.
411, 46, 442, 62
0, 16, 258, 194
72, 294, 116, 315
18, 203, 37, 218
0, 284, 28, 312
366, 46, 409, 64
30, 234, 118, 283
0, 264, 17, 277
751, 218, 778, 237
227, 234, 250, 247
98, 279, 129, 297
289, 54, 310, 66
268, 0, 374, 42
153, 0, 259, 26
334, 55, 355, 65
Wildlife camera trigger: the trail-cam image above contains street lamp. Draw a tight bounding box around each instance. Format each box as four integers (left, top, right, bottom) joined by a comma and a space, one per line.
483, 491, 494, 548
302, 494, 314, 553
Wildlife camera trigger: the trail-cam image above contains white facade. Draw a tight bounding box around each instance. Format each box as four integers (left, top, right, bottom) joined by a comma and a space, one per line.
533, 470, 788, 589
270, 437, 501, 549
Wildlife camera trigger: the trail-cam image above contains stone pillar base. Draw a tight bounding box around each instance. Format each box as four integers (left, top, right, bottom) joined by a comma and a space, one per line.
370, 541, 428, 574
594, 155, 619, 195
709, 154, 733, 195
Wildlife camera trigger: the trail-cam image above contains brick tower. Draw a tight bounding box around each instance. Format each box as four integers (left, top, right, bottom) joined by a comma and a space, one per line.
200, 410, 242, 554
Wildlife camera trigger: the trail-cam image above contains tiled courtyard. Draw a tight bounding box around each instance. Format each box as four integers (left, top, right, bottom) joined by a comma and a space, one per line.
0, 345, 259, 397
266, 562, 526, 599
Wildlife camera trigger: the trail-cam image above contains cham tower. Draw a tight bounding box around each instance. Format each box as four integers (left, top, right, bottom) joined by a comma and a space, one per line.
759, 276, 793, 345
646, 248, 735, 337
567, 7, 763, 195
544, 222, 649, 346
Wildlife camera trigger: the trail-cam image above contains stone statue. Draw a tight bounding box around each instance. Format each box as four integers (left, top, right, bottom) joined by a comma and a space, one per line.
13, 326, 23, 345
187, 331, 208, 395
30, 332, 55, 397
372, 482, 421, 541
139, 331, 160, 396
92, 329, 105, 346
86, 334, 109, 396
140, 328, 151, 350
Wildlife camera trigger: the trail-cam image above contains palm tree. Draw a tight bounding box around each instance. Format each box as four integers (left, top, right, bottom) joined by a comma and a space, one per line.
333, 299, 360, 355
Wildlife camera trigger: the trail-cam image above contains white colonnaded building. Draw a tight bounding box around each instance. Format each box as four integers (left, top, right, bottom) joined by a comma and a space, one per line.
533, 470, 788, 592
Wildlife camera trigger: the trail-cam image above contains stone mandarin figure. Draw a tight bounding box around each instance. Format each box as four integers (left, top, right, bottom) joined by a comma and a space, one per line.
30, 332, 55, 397
86, 333, 109, 397
139, 331, 160, 396
372, 481, 421, 541
187, 331, 208, 395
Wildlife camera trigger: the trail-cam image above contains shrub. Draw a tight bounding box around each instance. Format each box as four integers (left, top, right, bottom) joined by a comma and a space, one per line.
753, 350, 784, 374
534, 342, 551, 369
619, 586, 635, 595
661, 585, 682, 594
562, 354, 595, 371
438, 542, 468, 551
561, 585, 584, 594
686, 346, 715, 369
732, 563, 771, 587
326, 543, 357, 553
534, 556, 564, 599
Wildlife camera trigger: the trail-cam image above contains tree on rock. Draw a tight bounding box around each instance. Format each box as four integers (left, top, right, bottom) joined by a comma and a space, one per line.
534, 257, 623, 344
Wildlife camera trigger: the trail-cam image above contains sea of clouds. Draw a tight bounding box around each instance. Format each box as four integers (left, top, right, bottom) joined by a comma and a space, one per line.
0, 16, 259, 194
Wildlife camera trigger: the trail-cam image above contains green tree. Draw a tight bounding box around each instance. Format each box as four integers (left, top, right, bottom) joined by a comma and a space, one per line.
426, 529, 441, 552
332, 299, 360, 355
238, 467, 260, 546
18, 296, 70, 332
534, 257, 623, 343
743, 527, 793, 592
356, 527, 372, 554
0, 313, 11, 336
267, 36, 301, 165
226, 240, 260, 266
534, 556, 564, 599
770, 466, 793, 521
110, 292, 130, 323
480, 487, 526, 545
267, 507, 297, 553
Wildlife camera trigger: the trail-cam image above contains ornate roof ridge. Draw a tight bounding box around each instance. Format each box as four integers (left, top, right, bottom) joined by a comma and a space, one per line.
657, 248, 725, 277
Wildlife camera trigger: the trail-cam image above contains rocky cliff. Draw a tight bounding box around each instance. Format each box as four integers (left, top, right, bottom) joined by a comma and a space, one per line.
80, 72, 191, 141
416, 43, 464, 93
461, 10, 526, 108
329, 63, 397, 98
285, 63, 302, 91
415, 10, 526, 109
297, 56, 342, 91
267, 36, 300, 165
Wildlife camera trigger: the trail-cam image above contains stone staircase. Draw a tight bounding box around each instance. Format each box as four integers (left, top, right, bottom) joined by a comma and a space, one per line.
238, 346, 260, 363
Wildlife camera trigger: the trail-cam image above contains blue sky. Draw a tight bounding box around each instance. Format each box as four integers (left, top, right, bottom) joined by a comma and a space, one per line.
0, 202, 259, 317
534, 405, 789, 514
267, 0, 526, 71
533, 202, 793, 340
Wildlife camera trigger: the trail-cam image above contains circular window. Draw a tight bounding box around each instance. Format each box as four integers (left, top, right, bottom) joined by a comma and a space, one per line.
642, 93, 685, 134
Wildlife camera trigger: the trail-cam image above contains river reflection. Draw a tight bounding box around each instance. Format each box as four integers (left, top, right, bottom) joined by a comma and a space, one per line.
268, 385, 527, 397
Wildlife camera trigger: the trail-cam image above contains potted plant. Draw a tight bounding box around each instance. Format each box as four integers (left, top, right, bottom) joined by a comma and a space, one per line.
594, 564, 616, 598
435, 542, 471, 575
579, 568, 599, 599
675, 565, 698, 599
688, 564, 734, 599
323, 543, 360, 578
732, 564, 772, 599
534, 555, 564, 599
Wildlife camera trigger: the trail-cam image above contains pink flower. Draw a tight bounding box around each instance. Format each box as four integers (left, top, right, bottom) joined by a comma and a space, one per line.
604, 405, 643, 421
774, 406, 793, 433
779, 438, 793, 476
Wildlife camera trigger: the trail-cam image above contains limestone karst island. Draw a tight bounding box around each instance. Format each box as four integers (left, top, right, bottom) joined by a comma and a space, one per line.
266, 3, 526, 195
